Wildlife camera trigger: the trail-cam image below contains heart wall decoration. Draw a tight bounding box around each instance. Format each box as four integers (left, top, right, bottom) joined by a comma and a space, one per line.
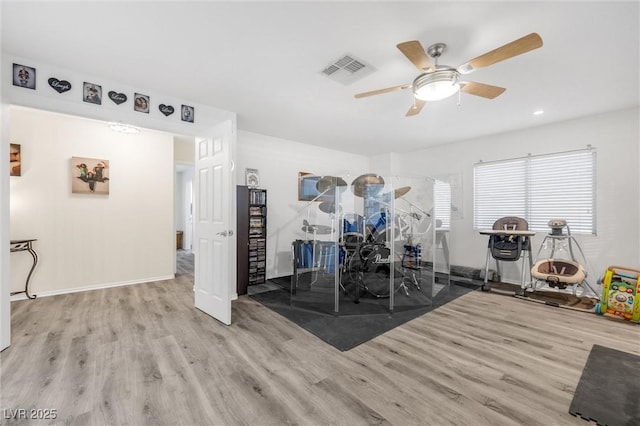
159, 104, 174, 116
108, 91, 127, 105
48, 77, 72, 94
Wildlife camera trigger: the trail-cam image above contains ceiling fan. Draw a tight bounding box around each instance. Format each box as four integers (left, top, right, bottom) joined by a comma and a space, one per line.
354, 33, 543, 116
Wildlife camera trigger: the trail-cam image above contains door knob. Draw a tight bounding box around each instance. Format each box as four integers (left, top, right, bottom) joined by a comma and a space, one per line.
217, 230, 228, 237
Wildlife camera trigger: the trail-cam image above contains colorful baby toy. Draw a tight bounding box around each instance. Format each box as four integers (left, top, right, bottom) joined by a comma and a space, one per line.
595, 266, 640, 322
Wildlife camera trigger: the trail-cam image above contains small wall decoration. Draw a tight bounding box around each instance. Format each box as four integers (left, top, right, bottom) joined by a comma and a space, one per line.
245, 168, 259, 188
298, 171, 335, 201
83, 82, 102, 105
12, 64, 36, 89
181, 105, 194, 123
71, 157, 110, 195
47, 77, 72, 94
10, 144, 21, 176
108, 91, 127, 105
134, 93, 150, 113
159, 104, 174, 116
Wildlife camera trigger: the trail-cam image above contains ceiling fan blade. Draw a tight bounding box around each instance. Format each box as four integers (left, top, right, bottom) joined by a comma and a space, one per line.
397, 41, 433, 71
406, 99, 426, 116
457, 33, 543, 74
460, 82, 506, 99
354, 84, 412, 99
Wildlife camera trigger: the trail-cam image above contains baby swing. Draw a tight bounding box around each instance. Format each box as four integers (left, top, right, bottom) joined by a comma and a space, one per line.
528, 219, 599, 298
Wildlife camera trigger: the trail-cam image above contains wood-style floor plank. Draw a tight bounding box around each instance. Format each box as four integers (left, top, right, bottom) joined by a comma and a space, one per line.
2, 275, 639, 425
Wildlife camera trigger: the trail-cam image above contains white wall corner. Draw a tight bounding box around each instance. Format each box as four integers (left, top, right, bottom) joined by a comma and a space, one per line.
1, 105, 10, 350
0, 3, 9, 352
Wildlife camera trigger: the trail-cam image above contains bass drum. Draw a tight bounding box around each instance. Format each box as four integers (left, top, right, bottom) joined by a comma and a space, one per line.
366, 212, 403, 244
348, 243, 392, 298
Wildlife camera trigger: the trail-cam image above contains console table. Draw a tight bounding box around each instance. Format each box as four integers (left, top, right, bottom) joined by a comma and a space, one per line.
10, 239, 38, 299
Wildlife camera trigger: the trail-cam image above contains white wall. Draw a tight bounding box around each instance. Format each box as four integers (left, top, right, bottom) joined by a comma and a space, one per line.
9, 107, 175, 296
174, 138, 196, 163
235, 130, 369, 278
396, 107, 640, 284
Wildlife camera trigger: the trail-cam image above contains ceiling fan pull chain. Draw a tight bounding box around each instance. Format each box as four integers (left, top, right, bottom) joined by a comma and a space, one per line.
457, 89, 462, 106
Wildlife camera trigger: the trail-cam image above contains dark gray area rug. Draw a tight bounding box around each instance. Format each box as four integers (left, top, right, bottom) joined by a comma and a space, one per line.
569, 344, 640, 425
250, 278, 476, 351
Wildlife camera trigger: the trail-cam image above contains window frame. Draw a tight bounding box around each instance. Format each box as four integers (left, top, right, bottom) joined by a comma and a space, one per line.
473, 148, 597, 235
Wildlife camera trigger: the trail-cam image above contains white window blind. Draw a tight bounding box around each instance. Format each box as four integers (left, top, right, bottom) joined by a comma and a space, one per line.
434, 180, 451, 229
473, 149, 596, 234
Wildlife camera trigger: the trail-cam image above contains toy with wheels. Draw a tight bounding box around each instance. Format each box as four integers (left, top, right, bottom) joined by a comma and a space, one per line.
595, 266, 640, 322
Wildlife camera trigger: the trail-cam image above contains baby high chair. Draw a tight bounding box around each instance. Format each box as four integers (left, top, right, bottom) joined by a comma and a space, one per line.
481, 216, 534, 291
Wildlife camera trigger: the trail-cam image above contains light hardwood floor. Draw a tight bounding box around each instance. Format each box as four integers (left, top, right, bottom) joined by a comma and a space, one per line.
1, 274, 639, 426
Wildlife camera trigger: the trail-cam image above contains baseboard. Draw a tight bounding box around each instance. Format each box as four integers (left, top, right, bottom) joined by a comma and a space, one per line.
10, 274, 176, 302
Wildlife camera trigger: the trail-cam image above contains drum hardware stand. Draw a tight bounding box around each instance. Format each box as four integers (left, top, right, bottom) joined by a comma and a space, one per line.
301, 219, 320, 286
396, 276, 411, 297
399, 243, 423, 294
400, 198, 431, 222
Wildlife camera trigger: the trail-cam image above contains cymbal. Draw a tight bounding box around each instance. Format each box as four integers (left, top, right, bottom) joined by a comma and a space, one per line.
301, 224, 332, 234
380, 186, 411, 200
319, 201, 341, 214
394, 186, 411, 198
351, 173, 385, 197
316, 176, 347, 194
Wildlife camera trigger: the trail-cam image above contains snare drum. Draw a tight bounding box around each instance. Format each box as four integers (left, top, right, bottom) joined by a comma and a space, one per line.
342, 214, 364, 247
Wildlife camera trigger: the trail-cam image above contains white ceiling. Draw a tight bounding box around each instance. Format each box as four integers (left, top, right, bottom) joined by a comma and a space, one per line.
2, 1, 638, 155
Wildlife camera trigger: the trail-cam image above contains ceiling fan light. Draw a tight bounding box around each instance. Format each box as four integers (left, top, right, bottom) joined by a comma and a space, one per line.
413, 68, 461, 101
415, 81, 460, 101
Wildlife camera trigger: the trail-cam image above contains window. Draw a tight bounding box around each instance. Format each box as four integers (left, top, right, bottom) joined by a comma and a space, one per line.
434, 180, 451, 229
473, 149, 596, 234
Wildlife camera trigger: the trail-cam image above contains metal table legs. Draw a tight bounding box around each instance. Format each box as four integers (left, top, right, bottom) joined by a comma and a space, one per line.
10, 239, 38, 299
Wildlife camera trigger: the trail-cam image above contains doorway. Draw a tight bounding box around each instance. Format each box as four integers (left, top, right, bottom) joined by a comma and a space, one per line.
2, 85, 237, 350
8, 108, 180, 300
175, 162, 194, 276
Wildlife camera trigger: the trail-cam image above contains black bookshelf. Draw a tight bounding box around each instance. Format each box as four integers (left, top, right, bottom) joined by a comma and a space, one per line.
236, 186, 267, 295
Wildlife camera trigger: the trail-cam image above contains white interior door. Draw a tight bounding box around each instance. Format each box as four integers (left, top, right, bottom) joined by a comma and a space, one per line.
193, 120, 235, 325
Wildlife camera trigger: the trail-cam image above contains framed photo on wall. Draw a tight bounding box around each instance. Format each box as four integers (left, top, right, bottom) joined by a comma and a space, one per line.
13, 63, 36, 89
83, 82, 102, 105
71, 157, 110, 195
134, 93, 150, 113
298, 171, 324, 201
181, 104, 194, 123
10, 144, 21, 176
245, 168, 259, 188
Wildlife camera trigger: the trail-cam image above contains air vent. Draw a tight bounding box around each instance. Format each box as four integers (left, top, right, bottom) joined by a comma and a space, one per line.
322, 64, 340, 76
321, 54, 376, 85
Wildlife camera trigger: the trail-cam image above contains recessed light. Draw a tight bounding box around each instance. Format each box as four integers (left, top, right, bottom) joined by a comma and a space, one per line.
533, 110, 544, 116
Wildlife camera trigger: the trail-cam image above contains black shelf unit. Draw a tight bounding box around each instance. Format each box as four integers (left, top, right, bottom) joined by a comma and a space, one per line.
237, 186, 267, 295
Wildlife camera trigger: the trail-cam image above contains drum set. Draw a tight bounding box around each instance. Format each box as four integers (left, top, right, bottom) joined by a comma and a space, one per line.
299, 173, 425, 300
